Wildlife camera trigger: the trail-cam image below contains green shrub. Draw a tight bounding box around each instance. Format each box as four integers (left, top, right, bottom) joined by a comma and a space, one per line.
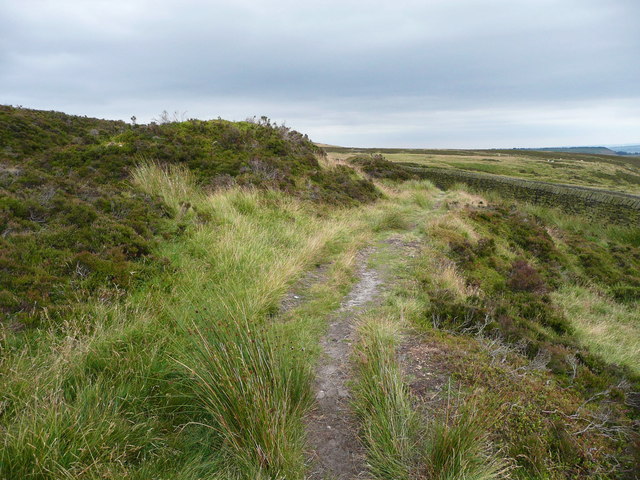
347, 154, 418, 181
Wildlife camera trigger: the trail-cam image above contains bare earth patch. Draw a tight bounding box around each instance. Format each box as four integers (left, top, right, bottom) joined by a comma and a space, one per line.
397, 334, 452, 409
306, 248, 382, 480
279, 263, 331, 314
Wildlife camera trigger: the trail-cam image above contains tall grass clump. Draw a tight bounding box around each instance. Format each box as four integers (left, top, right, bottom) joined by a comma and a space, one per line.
421, 404, 509, 480
365, 205, 413, 232
354, 318, 507, 480
132, 160, 205, 216
354, 317, 419, 480
179, 319, 311, 478
397, 180, 438, 209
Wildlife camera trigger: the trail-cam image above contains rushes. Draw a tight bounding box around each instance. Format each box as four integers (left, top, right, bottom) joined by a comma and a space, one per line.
422, 404, 509, 480
179, 317, 311, 478
354, 317, 419, 480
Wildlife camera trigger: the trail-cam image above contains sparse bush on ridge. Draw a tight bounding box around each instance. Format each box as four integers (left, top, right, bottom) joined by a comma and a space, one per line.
347, 153, 418, 181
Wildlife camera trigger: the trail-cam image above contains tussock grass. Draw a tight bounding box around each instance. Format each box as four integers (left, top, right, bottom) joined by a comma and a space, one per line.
354, 314, 507, 480
404, 179, 438, 192
394, 180, 438, 209
371, 208, 412, 232
132, 161, 205, 215
422, 403, 509, 480
179, 321, 310, 477
416, 250, 481, 301
426, 212, 479, 245
552, 285, 640, 375
443, 188, 487, 209
354, 316, 419, 480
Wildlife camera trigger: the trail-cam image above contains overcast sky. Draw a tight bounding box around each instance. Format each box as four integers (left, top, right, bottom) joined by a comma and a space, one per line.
2, 0, 639, 148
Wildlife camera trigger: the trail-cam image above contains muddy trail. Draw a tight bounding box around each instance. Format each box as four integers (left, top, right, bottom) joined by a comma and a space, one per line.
306, 247, 382, 479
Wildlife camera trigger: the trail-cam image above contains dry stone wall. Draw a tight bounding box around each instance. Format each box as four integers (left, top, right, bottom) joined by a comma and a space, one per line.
401, 163, 640, 225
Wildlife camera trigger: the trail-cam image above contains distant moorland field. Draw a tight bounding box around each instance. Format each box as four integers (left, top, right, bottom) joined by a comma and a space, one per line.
324, 146, 640, 194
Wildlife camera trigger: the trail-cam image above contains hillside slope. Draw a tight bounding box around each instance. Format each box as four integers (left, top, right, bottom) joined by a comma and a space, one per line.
534, 146, 620, 155
0, 106, 378, 327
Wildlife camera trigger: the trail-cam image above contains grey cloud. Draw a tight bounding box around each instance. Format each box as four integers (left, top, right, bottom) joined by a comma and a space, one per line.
1, 0, 639, 147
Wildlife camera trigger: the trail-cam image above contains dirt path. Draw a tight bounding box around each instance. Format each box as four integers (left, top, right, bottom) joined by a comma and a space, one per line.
306, 247, 382, 479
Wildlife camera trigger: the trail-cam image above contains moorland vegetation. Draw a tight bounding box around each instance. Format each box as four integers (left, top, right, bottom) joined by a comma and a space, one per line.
1, 107, 638, 479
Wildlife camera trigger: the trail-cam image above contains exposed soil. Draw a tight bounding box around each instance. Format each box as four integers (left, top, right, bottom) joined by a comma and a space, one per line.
397, 334, 453, 409
280, 263, 331, 314
306, 247, 382, 479
383, 233, 421, 255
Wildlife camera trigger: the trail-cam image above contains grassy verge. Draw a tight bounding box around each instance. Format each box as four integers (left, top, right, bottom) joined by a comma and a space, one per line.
551, 285, 640, 376
0, 163, 370, 479
354, 315, 419, 479
352, 233, 507, 480
403, 186, 639, 478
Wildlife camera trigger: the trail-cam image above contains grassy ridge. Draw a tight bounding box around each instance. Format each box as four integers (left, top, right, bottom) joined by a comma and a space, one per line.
354, 316, 419, 479
0, 106, 379, 328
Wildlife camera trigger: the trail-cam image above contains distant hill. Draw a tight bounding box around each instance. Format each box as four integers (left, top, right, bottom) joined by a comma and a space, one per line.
532, 146, 619, 155
610, 144, 640, 155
